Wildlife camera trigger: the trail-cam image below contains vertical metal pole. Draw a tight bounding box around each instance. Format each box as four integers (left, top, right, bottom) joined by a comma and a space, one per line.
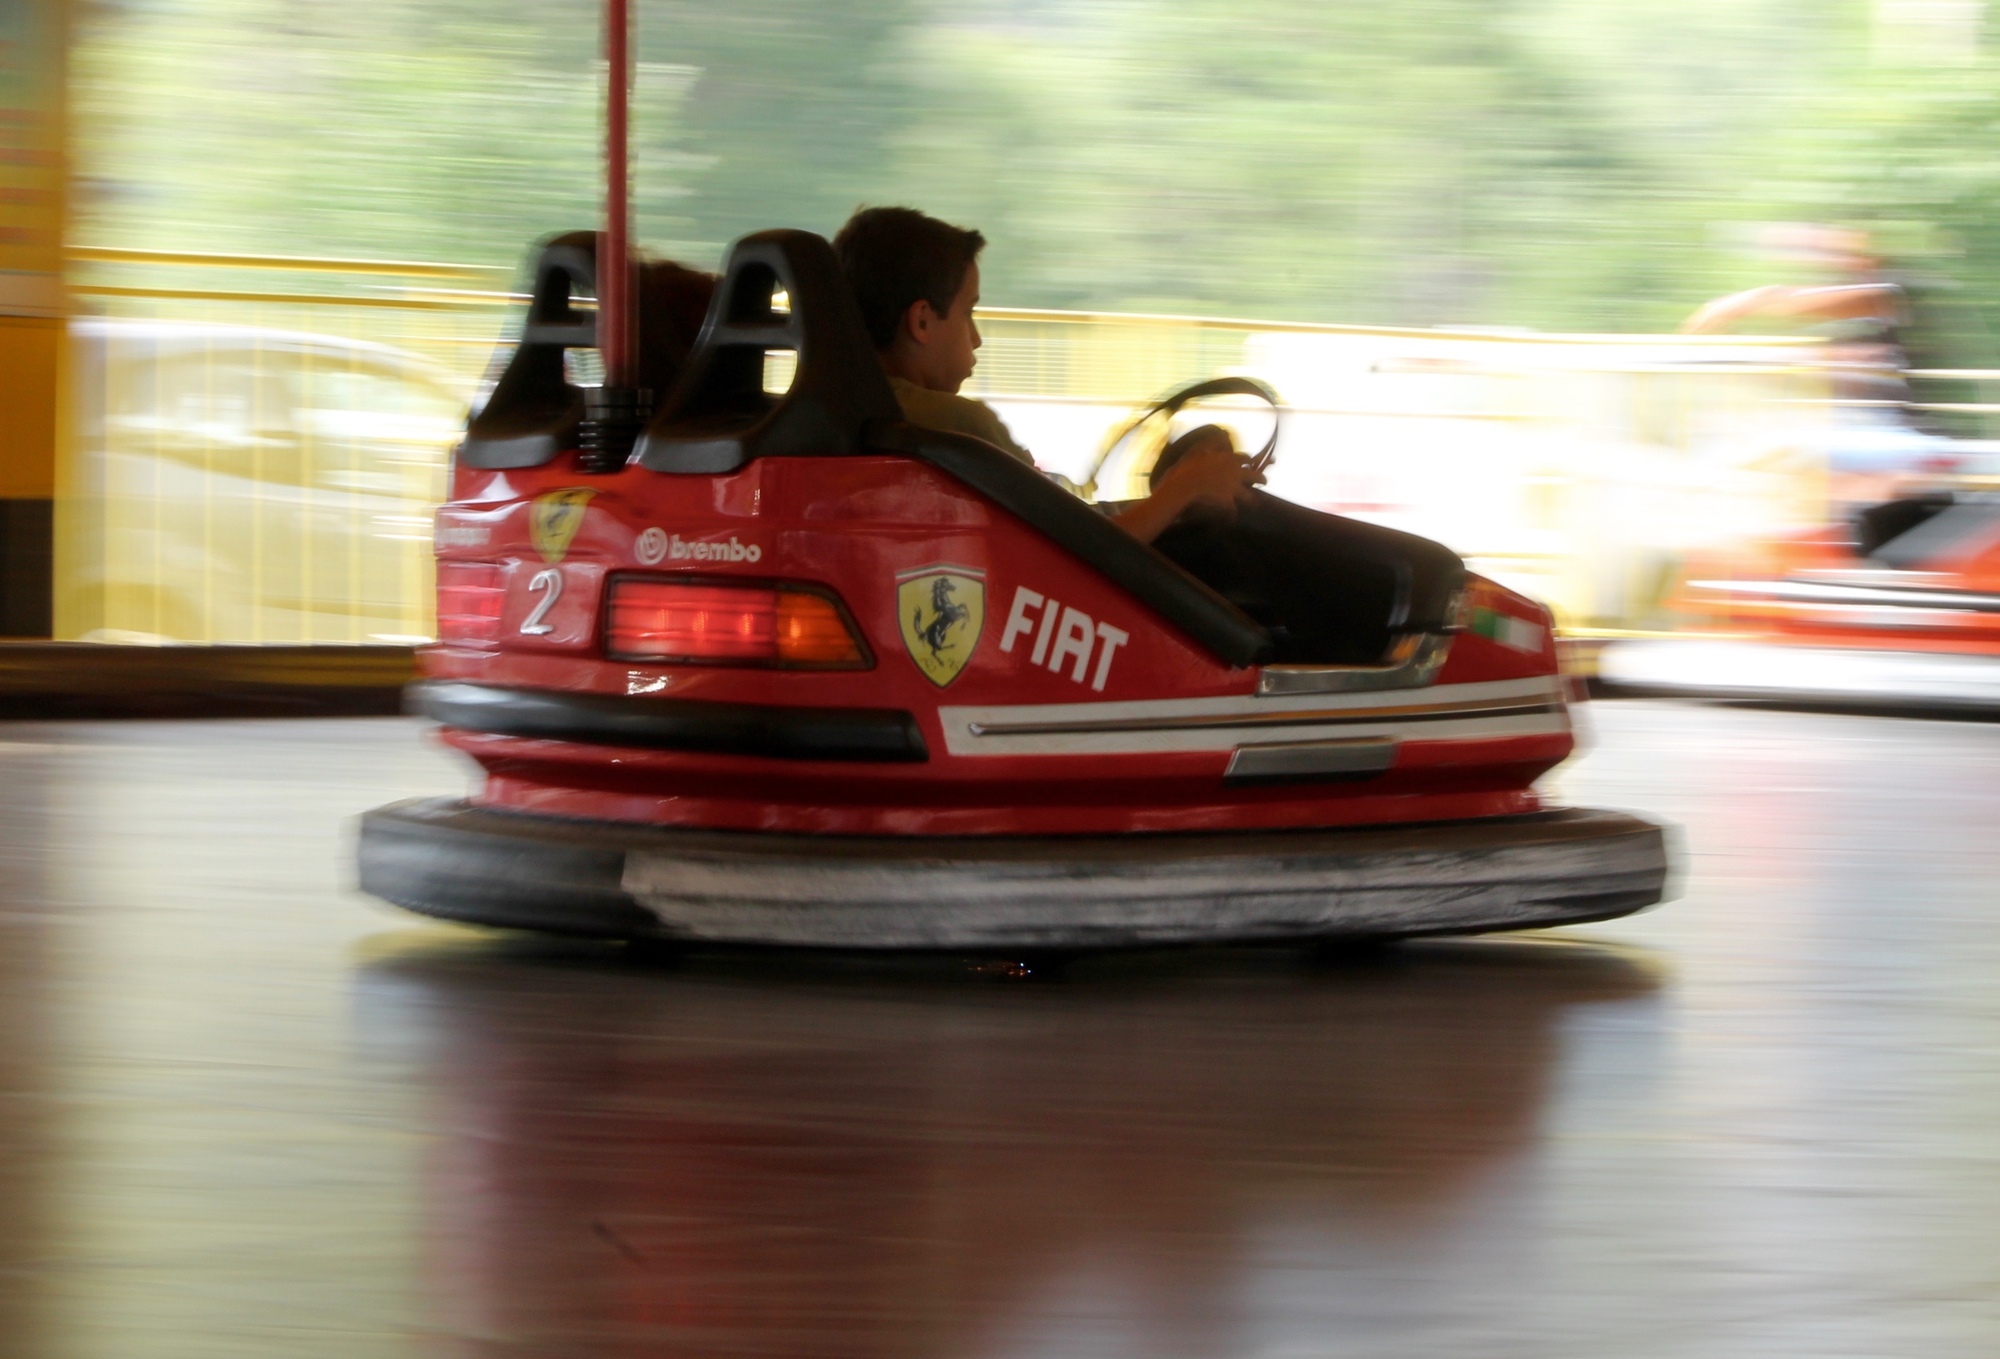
578, 0, 646, 471
600, 0, 632, 387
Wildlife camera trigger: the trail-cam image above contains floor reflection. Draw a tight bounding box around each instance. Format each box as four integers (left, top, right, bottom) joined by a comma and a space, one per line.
12, 706, 2000, 1354
0, 747, 55, 1359
358, 938, 1658, 1357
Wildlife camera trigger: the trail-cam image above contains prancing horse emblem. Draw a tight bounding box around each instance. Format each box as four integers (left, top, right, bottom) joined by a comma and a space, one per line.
529, 487, 596, 564
896, 565, 986, 688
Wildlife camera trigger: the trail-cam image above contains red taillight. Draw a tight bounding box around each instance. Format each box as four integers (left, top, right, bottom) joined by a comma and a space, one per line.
613, 582, 776, 661
436, 562, 504, 645
607, 578, 868, 668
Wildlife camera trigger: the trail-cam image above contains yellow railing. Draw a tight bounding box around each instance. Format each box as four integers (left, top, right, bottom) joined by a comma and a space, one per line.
58, 247, 1845, 642
69, 246, 505, 279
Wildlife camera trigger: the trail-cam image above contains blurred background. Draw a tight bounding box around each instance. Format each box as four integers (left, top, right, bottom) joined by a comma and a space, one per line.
48, 0, 2000, 641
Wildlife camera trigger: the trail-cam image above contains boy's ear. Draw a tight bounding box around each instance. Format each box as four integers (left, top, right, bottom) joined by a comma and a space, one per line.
900, 297, 938, 346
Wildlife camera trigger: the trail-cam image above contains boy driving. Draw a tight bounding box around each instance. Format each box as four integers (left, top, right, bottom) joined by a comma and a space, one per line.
832, 206, 1264, 545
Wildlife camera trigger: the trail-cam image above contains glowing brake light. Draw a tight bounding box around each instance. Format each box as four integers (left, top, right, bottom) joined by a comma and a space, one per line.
607, 578, 869, 668
436, 562, 504, 645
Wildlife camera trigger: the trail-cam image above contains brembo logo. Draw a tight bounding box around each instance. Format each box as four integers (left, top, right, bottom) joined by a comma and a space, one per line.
637, 528, 763, 566
999, 586, 1130, 691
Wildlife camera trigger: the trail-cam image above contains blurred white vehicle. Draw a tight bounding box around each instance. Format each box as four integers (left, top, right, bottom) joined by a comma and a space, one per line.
67, 318, 468, 643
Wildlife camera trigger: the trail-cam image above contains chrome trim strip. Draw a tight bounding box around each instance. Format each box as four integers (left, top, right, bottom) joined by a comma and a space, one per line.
1690, 578, 2000, 613
1256, 632, 1454, 696
966, 694, 1556, 739
938, 676, 1569, 757
943, 709, 1567, 757
1225, 737, 1399, 783
939, 675, 1565, 756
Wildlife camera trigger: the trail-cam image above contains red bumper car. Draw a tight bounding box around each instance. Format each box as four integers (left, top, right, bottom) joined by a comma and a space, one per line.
358, 230, 1670, 949
1599, 491, 2000, 711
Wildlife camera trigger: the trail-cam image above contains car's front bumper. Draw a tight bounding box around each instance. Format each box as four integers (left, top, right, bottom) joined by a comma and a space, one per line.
357, 798, 1672, 950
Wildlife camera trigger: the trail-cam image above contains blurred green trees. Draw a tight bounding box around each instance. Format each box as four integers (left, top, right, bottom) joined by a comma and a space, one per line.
73, 0, 2000, 335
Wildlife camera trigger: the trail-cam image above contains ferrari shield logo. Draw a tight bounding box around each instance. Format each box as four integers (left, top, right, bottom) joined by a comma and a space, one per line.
897, 565, 985, 687
529, 488, 596, 563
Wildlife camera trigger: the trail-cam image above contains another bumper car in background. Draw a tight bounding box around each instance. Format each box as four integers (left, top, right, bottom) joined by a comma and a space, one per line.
1599, 490, 2000, 711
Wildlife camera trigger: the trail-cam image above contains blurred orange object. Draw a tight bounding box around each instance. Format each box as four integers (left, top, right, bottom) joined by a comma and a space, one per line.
1599, 492, 2000, 708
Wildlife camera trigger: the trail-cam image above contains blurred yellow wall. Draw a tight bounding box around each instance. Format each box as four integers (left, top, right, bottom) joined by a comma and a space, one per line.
0, 320, 60, 500
0, 0, 68, 636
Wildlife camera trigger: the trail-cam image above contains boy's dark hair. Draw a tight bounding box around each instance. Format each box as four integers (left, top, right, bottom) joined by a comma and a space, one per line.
833, 206, 986, 350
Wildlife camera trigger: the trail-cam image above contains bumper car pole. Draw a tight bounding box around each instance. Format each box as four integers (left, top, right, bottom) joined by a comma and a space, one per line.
580, 0, 646, 471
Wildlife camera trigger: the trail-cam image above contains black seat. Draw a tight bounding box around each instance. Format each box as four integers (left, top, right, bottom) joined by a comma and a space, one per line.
460, 234, 599, 469
461, 233, 718, 471
637, 230, 902, 473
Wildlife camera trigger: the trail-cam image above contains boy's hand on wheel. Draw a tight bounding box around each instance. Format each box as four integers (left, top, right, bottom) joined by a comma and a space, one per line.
1111, 426, 1266, 545
1156, 432, 1265, 522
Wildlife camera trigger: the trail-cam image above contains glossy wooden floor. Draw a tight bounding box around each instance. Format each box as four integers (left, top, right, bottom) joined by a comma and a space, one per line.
0, 701, 1996, 1356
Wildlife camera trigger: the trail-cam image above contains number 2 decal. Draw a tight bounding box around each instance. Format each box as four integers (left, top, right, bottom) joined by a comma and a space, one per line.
520, 567, 562, 635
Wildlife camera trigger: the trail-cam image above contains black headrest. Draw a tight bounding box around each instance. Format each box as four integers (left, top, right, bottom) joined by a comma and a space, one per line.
636, 229, 900, 474
459, 233, 598, 470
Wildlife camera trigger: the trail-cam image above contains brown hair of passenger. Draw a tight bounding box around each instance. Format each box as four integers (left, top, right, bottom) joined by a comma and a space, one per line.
537, 229, 716, 396
634, 257, 716, 396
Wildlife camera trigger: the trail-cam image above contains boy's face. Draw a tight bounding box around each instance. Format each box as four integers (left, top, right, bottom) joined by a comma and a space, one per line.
905, 261, 982, 394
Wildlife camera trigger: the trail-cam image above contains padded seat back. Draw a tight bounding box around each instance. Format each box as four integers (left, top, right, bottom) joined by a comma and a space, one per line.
637, 230, 902, 474
461, 233, 716, 470
461, 235, 597, 469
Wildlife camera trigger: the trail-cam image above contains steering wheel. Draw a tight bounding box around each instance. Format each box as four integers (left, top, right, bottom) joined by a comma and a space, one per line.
1084, 376, 1282, 499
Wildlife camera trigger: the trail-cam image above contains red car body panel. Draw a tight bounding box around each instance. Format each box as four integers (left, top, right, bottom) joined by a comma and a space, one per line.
425, 455, 1571, 836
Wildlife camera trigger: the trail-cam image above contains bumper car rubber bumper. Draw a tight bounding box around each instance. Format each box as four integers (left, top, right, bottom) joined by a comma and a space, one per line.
357, 798, 1671, 950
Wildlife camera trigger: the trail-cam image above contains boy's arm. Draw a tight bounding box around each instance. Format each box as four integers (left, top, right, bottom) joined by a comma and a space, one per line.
1109, 437, 1264, 545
